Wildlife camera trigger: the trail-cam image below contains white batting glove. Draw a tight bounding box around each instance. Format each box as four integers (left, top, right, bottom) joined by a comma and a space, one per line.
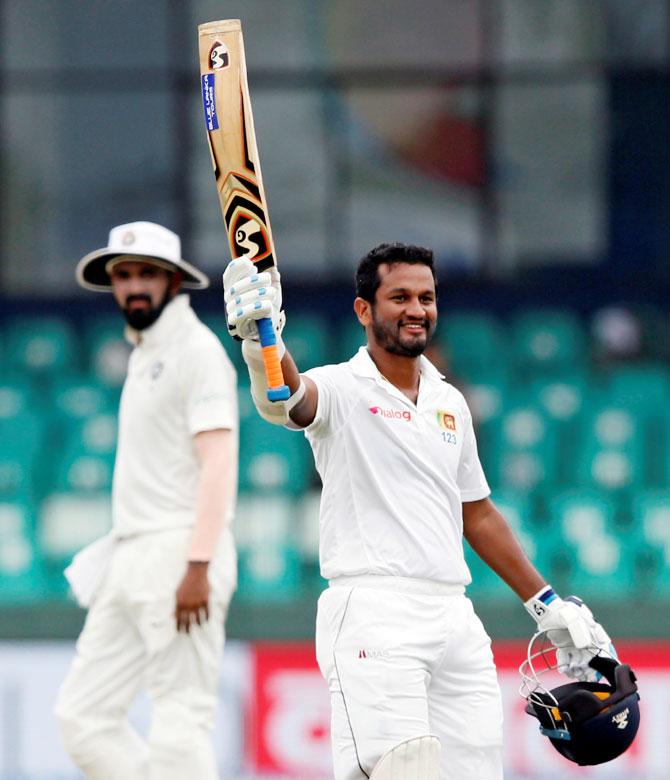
525, 587, 617, 682
223, 257, 283, 341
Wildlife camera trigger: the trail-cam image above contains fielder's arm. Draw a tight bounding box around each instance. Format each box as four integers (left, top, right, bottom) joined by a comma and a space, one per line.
175, 427, 237, 632
462, 497, 546, 601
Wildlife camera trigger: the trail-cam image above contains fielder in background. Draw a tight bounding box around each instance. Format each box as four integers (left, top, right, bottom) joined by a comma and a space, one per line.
223, 243, 616, 780
55, 222, 238, 780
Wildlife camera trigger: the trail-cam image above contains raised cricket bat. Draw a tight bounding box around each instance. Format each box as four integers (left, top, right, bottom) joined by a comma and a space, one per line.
198, 19, 289, 401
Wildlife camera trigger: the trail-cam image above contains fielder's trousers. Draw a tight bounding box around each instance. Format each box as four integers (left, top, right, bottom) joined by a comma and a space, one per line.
55, 528, 235, 780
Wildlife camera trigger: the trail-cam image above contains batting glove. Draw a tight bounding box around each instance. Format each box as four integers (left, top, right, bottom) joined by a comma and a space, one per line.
524, 586, 617, 682
223, 257, 284, 341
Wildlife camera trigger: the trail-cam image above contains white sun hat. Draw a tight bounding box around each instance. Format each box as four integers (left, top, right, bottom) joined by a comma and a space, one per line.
76, 221, 210, 292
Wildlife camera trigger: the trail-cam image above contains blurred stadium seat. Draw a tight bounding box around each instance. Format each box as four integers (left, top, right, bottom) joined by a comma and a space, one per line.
510, 309, 587, 378
239, 415, 313, 495
5, 316, 78, 378
51, 414, 118, 494
548, 489, 642, 598
606, 363, 670, 413
0, 408, 45, 499
283, 313, 331, 369
336, 318, 366, 363
49, 376, 115, 428
82, 315, 132, 388
631, 491, 670, 596
573, 402, 647, 491
234, 494, 301, 600
0, 497, 47, 602
439, 311, 507, 381
486, 404, 558, 491
38, 492, 111, 575
297, 488, 326, 592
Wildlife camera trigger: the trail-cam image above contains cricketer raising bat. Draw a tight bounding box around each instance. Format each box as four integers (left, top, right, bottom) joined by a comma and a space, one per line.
198, 18, 290, 401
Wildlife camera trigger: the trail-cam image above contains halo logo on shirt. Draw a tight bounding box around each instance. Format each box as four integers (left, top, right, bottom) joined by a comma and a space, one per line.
150, 361, 164, 380
369, 406, 412, 422
436, 410, 456, 430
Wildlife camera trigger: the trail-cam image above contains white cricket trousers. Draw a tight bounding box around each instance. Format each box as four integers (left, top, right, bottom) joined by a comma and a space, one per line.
316, 576, 504, 780
55, 529, 235, 780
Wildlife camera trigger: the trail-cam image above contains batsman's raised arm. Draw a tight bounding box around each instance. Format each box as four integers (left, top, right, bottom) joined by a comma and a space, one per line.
223, 257, 318, 428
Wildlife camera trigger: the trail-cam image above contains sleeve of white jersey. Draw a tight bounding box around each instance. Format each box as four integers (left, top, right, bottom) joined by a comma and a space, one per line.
456, 396, 491, 501
182, 333, 238, 435
302, 364, 352, 439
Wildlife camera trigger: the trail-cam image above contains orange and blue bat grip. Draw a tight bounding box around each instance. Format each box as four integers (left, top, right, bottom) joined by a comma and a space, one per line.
257, 317, 290, 401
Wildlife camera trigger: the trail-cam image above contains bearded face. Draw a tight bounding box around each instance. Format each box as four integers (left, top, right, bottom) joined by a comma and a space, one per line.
365, 262, 438, 357
109, 261, 178, 330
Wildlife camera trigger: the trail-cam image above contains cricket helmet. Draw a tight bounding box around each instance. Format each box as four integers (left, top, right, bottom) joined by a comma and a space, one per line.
519, 633, 640, 766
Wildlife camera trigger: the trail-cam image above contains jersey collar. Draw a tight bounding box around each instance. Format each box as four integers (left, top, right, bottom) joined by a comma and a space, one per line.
349, 345, 445, 383
125, 293, 193, 347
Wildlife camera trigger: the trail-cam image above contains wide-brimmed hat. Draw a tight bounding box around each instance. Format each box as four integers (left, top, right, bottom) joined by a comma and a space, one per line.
76, 221, 209, 291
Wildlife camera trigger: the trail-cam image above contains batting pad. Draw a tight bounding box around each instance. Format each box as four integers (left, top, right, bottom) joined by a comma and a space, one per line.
370, 735, 441, 780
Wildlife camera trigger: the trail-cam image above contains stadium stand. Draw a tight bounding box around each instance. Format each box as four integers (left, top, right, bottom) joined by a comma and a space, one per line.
0, 306, 668, 605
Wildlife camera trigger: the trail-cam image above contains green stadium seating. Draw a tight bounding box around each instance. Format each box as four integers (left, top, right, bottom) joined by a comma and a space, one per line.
55, 450, 115, 493
239, 415, 313, 494
510, 309, 587, 377
604, 364, 670, 483
572, 403, 646, 490
461, 367, 510, 425
0, 377, 35, 419
461, 368, 511, 473
464, 542, 509, 600
438, 312, 507, 381
530, 373, 589, 425
49, 376, 115, 427
237, 382, 257, 427
0, 410, 45, 498
630, 491, 670, 595
50, 413, 118, 493
283, 313, 331, 369
82, 315, 132, 388
606, 363, 670, 414
550, 490, 617, 545
234, 494, 301, 600
527, 373, 592, 483
73, 413, 118, 456
336, 318, 366, 363
490, 489, 536, 531
38, 492, 111, 577
547, 490, 641, 599
485, 404, 558, 490
0, 498, 48, 602
5, 316, 78, 377
590, 304, 670, 364
565, 533, 639, 599
296, 489, 327, 592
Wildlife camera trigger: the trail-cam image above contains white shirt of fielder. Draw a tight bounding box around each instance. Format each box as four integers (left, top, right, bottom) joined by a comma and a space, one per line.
303, 347, 489, 584
113, 293, 238, 537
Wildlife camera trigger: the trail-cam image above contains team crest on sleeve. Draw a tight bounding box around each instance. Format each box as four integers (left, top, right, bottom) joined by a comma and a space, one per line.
436, 411, 456, 431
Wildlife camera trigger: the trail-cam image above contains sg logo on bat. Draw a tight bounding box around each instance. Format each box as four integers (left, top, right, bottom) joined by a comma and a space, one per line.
209, 42, 229, 69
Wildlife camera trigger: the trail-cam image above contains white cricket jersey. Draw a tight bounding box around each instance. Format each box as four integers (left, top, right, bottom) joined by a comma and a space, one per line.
112, 295, 237, 536
303, 347, 490, 584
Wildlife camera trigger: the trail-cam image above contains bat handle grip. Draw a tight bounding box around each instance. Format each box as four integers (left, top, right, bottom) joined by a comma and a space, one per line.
257, 317, 291, 402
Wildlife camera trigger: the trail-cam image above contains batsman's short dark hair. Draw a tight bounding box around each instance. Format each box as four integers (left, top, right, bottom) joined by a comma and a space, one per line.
355, 242, 436, 302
